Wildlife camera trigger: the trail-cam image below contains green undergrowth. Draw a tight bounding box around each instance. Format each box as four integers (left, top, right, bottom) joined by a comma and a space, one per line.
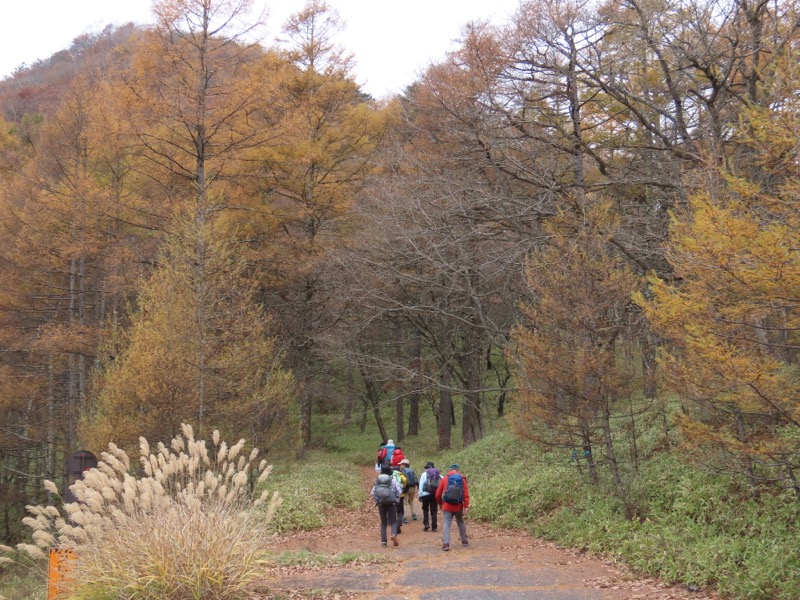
443, 431, 800, 600
0, 565, 46, 600
298, 413, 800, 599
265, 452, 363, 532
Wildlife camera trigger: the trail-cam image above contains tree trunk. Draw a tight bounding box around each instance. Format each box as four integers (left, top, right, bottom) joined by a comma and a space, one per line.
359, 396, 368, 433
735, 408, 758, 493
459, 329, 484, 447
642, 335, 658, 399
361, 369, 388, 442
297, 388, 313, 459
395, 396, 404, 442
438, 365, 453, 450
407, 337, 421, 435
342, 368, 354, 426
580, 421, 599, 485
601, 399, 622, 488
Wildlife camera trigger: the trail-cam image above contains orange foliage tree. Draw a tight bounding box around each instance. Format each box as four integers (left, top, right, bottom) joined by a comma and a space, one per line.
81, 215, 295, 453
512, 201, 640, 486
637, 55, 800, 496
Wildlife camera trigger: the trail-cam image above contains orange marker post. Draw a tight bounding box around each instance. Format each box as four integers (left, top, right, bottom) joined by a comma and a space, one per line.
47, 547, 76, 599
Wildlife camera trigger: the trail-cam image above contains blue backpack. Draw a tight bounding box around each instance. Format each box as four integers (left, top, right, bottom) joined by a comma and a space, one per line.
442, 473, 463, 504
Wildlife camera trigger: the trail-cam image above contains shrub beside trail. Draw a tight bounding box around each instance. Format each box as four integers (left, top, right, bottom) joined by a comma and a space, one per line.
2, 424, 281, 600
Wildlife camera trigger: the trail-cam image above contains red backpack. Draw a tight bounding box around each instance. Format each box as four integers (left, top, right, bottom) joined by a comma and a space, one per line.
390, 447, 405, 466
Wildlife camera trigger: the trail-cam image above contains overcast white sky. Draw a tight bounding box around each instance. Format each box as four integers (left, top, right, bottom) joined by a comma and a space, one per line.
3, 0, 521, 99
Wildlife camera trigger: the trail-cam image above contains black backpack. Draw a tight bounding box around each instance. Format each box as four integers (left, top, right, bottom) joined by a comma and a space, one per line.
423, 468, 441, 494
442, 473, 464, 504
374, 474, 396, 506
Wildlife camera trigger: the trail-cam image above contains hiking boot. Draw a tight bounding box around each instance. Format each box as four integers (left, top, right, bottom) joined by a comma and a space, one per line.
462, 540, 469, 546
424, 526, 430, 531
432, 528, 437, 532
442, 543, 450, 551
403, 518, 408, 524
391, 535, 398, 547
381, 542, 387, 547
396, 527, 402, 534
412, 514, 417, 520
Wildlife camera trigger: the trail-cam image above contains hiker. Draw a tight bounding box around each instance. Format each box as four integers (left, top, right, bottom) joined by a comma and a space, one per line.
435, 463, 469, 551
375, 439, 396, 472
418, 461, 440, 532
399, 458, 418, 523
391, 464, 408, 533
389, 444, 406, 467
371, 465, 403, 547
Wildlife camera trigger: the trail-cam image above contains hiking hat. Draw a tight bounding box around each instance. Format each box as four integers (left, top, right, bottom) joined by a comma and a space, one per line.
449, 464, 460, 470
387, 439, 394, 445
400, 458, 410, 465
425, 461, 434, 468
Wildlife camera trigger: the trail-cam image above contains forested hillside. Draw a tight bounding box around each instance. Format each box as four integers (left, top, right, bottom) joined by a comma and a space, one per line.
0, 0, 797, 582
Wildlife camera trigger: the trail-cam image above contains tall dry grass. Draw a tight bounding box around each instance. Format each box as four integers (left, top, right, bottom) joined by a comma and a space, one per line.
5, 424, 281, 600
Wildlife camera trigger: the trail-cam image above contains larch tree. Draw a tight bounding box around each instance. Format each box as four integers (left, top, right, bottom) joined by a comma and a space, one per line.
244, 0, 391, 457
81, 214, 295, 453
0, 67, 148, 483
512, 201, 640, 487
637, 60, 800, 497
115, 0, 286, 437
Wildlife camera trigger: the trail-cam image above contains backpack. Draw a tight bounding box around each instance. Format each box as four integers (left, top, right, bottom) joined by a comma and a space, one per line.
378, 445, 394, 468
403, 467, 418, 487
390, 447, 405, 466
442, 473, 464, 504
392, 469, 408, 495
423, 468, 441, 494
374, 474, 396, 506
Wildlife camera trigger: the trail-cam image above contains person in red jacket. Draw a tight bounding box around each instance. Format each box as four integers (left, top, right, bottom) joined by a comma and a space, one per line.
435, 464, 469, 551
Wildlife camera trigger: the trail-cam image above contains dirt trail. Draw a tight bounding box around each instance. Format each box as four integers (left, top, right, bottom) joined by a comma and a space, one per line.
263, 466, 718, 600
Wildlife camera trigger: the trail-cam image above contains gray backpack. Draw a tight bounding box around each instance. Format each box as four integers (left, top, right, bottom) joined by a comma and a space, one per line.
374, 474, 396, 505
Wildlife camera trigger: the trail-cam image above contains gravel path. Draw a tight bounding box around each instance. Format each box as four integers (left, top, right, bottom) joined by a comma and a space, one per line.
261, 467, 719, 600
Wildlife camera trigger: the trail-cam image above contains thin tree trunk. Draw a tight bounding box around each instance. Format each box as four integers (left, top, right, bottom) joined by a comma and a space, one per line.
343, 368, 354, 426
359, 396, 368, 433
580, 420, 599, 485
735, 408, 758, 493
395, 396, 404, 442
361, 369, 388, 442
460, 329, 484, 447
601, 399, 622, 488
642, 335, 658, 399
297, 385, 313, 459
438, 365, 453, 450
407, 337, 421, 435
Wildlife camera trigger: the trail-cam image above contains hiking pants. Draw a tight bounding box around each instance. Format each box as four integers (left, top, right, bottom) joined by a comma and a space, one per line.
405, 485, 417, 518
378, 504, 398, 543
396, 498, 405, 526
442, 510, 467, 545
421, 495, 438, 530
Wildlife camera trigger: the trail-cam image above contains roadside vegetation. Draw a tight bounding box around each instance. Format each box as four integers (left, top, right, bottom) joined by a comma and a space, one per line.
259, 409, 800, 600
2, 409, 799, 599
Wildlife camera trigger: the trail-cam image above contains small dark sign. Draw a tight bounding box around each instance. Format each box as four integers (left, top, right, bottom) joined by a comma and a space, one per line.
63, 450, 98, 504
